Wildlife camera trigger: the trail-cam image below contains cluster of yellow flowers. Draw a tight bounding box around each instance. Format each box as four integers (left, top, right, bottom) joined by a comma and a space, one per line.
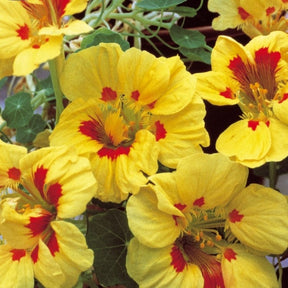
0, 0, 287, 287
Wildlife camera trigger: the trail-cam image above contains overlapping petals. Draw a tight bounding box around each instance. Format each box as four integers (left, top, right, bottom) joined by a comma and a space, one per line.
195, 31, 288, 167
50, 43, 209, 202
126, 153, 288, 287
208, 0, 288, 38
0, 0, 92, 76
0, 146, 97, 287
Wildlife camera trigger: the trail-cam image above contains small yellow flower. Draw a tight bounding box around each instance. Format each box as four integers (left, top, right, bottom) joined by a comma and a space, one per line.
208, 0, 288, 38
0, 0, 92, 76
196, 31, 288, 167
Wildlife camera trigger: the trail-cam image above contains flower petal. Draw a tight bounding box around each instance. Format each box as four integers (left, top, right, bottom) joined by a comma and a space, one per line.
225, 184, 288, 254
126, 238, 204, 288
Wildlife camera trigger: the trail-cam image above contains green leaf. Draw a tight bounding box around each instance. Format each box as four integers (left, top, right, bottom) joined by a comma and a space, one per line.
81, 28, 130, 51
0, 77, 8, 89
168, 6, 197, 17
170, 24, 206, 49
16, 114, 46, 143
87, 209, 137, 288
2, 92, 34, 129
136, 0, 186, 10
180, 47, 211, 64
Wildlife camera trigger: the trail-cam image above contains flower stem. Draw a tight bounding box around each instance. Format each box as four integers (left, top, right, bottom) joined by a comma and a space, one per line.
48, 52, 64, 124
269, 161, 277, 189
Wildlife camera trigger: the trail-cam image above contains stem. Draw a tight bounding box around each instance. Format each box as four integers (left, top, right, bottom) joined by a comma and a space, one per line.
269, 162, 277, 189
48, 51, 65, 124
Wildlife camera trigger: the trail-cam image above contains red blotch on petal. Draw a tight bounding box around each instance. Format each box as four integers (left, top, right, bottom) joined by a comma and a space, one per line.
279, 93, 288, 104
193, 197, 205, 207
174, 203, 186, 211
56, 0, 70, 17
170, 245, 187, 273
25, 211, 53, 237
266, 7, 275, 16
47, 183, 62, 207
220, 87, 234, 99
238, 7, 250, 20
131, 90, 140, 101
16, 23, 30, 40
223, 248, 237, 262
248, 120, 259, 131
8, 167, 21, 180
47, 232, 60, 256
79, 117, 107, 143
255, 48, 281, 72
97, 146, 130, 160
155, 120, 167, 141
11, 249, 26, 261
34, 166, 48, 199
31, 245, 39, 263
101, 87, 117, 101
229, 209, 244, 223
32, 44, 40, 49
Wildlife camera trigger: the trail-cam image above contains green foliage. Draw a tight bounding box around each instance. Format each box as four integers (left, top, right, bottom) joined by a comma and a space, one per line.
2, 92, 33, 129
16, 114, 46, 143
87, 209, 137, 288
170, 24, 206, 49
169, 6, 197, 17
81, 28, 130, 51
180, 47, 211, 64
136, 0, 187, 10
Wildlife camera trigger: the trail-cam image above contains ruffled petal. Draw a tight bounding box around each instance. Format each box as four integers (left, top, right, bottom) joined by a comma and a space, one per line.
225, 184, 288, 255
49, 221, 94, 288
19, 146, 97, 218
60, 43, 123, 101
63, 0, 89, 16
216, 119, 271, 168
127, 184, 183, 248
151, 96, 209, 168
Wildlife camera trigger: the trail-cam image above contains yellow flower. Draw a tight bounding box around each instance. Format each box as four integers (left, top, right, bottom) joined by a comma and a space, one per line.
126, 153, 288, 287
50, 43, 209, 201
208, 0, 288, 38
0, 0, 92, 76
0, 141, 27, 191
196, 31, 288, 167
0, 146, 97, 288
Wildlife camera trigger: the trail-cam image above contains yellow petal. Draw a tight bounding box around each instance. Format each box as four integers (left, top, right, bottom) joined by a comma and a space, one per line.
126, 238, 204, 288
174, 153, 248, 209
216, 119, 271, 168
39, 20, 92, 36
222, 244, 278, 288
60, 43, 123, 101
195, 71, 239, 105
226, 184, 288, 254
0, 245, 34, 288
13, 36, 63, 76
151, 98, 209, 168
50, 221, 94, 287
19, 146, 97, 218
127, 184, 183, 248
33, 240, 64, 288
63, 0, 89, 16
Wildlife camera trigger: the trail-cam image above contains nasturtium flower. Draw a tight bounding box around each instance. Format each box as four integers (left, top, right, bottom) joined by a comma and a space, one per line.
0, 0, 92, 76
0, 140, 27, 190
208, 0, 288, 38
49, 43, 209, 202
195, 31, 288, 168
0, 146, 97, 288
126, 153, 288, 287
